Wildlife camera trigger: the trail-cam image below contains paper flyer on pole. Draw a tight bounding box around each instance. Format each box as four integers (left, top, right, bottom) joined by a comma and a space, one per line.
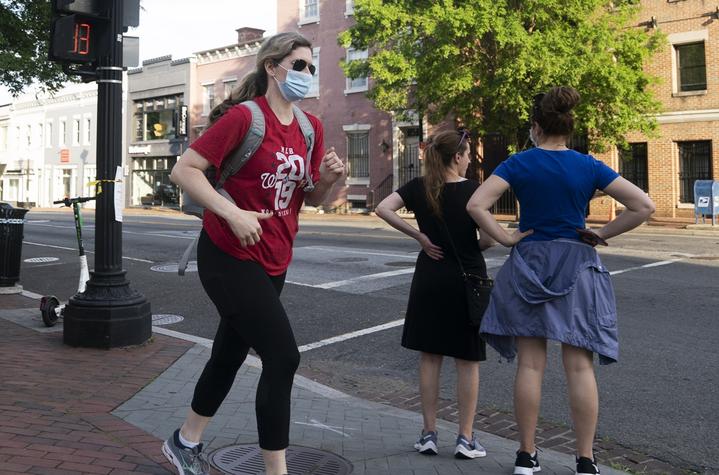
114, 166, 124, 222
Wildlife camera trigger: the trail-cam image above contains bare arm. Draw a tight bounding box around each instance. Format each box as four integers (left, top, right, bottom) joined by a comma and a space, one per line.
170, 148, 271, 247
305, 147, 345, 207
375, 192, 444, 260
466, 175, 533, 247
595, 177, 655, 240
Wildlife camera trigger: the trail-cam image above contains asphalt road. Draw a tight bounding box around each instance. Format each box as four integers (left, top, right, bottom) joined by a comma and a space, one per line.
15, 209, 719, 472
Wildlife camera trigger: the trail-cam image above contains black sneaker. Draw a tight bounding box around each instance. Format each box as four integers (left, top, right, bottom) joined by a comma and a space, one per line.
513, 450, 541, 475
576, 456, 600, 475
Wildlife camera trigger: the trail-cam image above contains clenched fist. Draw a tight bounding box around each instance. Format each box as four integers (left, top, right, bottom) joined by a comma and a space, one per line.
318, 147, 345, 185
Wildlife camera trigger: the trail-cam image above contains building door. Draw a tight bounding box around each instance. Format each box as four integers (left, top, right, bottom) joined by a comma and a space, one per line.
398, 128, 421, 187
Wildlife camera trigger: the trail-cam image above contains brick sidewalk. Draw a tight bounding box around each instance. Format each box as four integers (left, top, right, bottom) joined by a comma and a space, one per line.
0, 316, 191, 474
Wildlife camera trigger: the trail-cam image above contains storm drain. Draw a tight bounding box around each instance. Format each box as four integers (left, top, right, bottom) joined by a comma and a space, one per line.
150, 261, 197, 273
151, 314, 184, 326
209, 444, 352, 475
24, 257, 59, 263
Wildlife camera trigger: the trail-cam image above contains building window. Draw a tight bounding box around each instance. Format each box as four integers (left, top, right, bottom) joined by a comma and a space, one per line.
59, 121, 66, 146
676, 42, 706, 92
202, 84, 215, 116
345, 48, 369, 93
84, 117, 91, 145
300, 0, 319, 23
25, 125, 32, 148
73, 119, 81, 145
133, 94, 183, 142
307, 48, 320, 97
347, 132, 370, 178
132, 156, 180, 207
45, 122, 53, 148
619, 143, 648, 193
678, 141, 712, 203
223, 80, 237, 100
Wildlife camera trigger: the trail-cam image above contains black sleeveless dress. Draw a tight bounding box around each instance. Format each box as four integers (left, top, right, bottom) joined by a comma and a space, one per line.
397, 177, 488, 361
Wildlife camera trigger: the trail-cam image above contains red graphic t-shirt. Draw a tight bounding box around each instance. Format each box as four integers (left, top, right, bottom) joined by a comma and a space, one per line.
189, 96, 324, 275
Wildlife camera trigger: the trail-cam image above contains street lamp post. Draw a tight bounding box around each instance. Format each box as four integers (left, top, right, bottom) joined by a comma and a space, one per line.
62, 0, 151, 348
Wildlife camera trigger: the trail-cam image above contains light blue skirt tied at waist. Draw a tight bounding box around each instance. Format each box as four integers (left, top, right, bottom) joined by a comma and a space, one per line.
480, 239, 618, 365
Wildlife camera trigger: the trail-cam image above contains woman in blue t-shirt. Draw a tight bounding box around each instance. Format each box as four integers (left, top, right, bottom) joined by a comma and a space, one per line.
466, 87, 655, 475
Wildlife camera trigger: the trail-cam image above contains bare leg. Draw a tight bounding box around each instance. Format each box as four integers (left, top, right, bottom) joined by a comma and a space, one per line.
514, 337, 547, 454
179, 408, 211, 443
419, 352, 443, 432
455, 358, 479, 438
562, 344, 598, 459
262, 449, 288, 475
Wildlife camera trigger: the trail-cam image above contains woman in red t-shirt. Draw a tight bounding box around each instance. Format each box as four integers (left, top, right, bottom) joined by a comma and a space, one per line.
161, 32, 344, 475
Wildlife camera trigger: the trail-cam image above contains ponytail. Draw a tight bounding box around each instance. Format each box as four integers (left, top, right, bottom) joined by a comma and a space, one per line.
422, 130, 469, 217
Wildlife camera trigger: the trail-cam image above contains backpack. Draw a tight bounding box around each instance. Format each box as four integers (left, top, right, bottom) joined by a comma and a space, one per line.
177, 99, 316, 275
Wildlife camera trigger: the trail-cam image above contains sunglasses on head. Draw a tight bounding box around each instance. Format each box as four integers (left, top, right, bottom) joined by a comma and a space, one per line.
277, 59, 316, 76
457, 129, 469, 148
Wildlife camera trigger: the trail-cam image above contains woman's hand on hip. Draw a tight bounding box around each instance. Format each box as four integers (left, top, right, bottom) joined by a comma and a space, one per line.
505, 228, 533, 246
417, 233, 444, 260
227, 209, 273, 247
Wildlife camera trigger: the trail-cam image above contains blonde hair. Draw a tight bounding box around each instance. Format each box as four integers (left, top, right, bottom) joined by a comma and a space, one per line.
422, 130, 469, 217
208, 32, 312, 126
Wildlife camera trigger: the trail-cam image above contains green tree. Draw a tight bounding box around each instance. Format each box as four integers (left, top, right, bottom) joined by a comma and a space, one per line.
340, 0, 664, 152
0, 0, 67, 97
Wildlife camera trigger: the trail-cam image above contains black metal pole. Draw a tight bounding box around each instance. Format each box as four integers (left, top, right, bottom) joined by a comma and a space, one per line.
63, 0, 151, 348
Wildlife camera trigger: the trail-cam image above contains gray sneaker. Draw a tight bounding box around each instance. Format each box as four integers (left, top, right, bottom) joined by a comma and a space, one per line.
454, 432, 487, 459
162, 429, 211, 475
413, 430, 438, 455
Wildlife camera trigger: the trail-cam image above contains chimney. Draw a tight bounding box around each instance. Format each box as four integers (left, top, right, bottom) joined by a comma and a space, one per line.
236, 27, 265, 45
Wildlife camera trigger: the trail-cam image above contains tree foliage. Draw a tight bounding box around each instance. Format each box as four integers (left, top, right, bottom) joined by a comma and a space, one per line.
0, 0, 67, 97
340, 0, 665, 151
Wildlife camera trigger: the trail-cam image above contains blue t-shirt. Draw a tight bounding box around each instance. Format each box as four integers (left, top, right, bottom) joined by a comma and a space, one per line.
493, 148, 619, 241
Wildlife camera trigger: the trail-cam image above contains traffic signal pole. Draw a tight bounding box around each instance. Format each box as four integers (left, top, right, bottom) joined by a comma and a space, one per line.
62, 0, 151, 348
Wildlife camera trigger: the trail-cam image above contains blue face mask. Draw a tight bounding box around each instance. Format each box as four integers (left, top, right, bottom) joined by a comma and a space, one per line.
274, 64, 313, 102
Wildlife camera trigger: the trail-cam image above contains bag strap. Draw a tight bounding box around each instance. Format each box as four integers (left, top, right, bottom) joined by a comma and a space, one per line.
292, 104, 316, 192
439, 219, 467, 277
216, 100, 266, 189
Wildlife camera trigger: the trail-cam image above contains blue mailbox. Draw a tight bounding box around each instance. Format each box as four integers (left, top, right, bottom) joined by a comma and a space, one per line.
694, 180, 718, 226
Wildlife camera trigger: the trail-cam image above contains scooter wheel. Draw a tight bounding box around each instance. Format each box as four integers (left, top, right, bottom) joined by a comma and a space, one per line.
40, 296, 61, 327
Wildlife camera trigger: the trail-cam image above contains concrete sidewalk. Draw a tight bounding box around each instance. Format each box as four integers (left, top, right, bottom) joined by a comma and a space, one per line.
0, 291, 630, 475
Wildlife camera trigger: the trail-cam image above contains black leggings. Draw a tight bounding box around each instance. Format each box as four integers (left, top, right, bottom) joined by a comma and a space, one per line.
191, 231, 300, 450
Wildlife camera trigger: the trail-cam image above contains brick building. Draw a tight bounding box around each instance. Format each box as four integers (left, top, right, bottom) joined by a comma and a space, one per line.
591, 0, 719, 221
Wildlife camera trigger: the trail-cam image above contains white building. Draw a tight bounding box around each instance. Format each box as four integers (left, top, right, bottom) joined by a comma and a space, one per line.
0, 82, 128, 208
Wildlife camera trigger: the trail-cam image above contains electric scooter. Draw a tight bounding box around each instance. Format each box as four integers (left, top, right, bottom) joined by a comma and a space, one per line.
40, 195, 96, 327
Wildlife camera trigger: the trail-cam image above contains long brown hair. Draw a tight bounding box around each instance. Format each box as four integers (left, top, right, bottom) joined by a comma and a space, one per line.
422, 129, 470, 217
208, 32, 312, 126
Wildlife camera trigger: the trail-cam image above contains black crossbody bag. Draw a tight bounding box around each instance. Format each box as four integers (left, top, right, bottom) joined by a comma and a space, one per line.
440, 221, 494, 327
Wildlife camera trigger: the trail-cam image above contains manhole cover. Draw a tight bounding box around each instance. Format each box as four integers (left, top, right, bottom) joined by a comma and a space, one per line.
24, 257, 59, 263
331, 257, 368, 263
384, 261, 414, 267
209, 444, 352, 475
152, 314, 184, 326
150, 261, 197, 273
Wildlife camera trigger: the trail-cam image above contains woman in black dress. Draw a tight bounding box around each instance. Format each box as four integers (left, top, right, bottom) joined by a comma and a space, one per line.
376, 129, 494, 460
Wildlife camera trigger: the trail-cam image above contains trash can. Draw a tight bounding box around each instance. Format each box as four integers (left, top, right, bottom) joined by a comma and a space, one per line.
0, 203, 29, 288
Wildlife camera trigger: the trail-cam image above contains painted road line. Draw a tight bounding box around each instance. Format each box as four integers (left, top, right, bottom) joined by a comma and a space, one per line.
23, 241, 154, 263
297, 319, 405, 352
315, 268, 416, 289
609, 259, 681, 276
